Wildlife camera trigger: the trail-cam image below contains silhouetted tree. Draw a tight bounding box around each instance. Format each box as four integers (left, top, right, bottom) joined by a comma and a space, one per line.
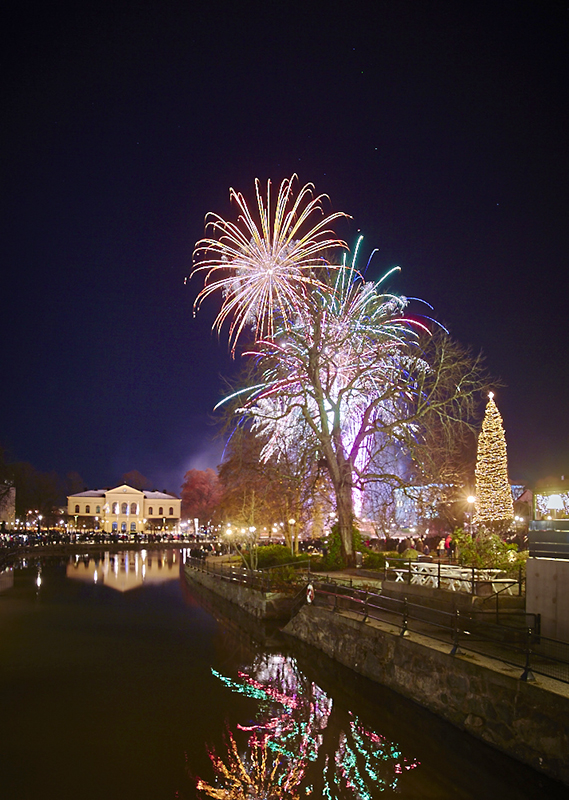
121, 470, 152, 491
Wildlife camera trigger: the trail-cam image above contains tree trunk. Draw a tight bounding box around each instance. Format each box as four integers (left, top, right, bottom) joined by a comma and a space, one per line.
336, 476, 355, 567
321, 437, 356, 568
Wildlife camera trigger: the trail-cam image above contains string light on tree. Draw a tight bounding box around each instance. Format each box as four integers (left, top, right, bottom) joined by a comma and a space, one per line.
474, 392, 514, 534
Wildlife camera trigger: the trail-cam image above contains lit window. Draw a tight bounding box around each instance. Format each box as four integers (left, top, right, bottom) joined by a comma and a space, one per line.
130, 522, 136, 531
121, 503, 127, 514
112, 502, 118, 514
130, 502, 137, 514
96, 505, 100, 514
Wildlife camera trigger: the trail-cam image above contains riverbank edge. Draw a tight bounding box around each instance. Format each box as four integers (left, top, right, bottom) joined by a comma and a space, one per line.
183, 561, 568, 786
283, 605, 569, 787
183, 564, 297, 619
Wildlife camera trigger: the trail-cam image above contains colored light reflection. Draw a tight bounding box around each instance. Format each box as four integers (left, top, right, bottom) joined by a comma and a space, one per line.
196, 653, 420, 798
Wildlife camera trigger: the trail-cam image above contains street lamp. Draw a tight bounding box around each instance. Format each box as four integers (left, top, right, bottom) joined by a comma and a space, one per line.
466, 496, 476, 536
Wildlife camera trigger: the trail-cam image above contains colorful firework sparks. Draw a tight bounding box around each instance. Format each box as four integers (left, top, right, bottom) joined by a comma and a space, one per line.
195, 654, 421, 799
191, 175, 349, 353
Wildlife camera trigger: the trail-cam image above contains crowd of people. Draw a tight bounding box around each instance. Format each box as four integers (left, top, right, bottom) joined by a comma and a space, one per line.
370, 533, 457, 560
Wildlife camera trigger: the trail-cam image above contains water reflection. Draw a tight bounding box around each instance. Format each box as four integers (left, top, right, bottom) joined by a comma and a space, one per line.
0, 567, 14, 593
65, 549, 181, 591
196, 653, 419, 799
1, 550, 565, 799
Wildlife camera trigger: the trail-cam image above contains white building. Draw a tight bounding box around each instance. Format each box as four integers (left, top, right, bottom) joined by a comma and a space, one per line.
67, 484, 181, 534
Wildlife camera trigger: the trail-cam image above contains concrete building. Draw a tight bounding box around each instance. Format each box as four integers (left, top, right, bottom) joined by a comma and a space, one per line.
67, 483, 181, 534
526, 519, 569, 643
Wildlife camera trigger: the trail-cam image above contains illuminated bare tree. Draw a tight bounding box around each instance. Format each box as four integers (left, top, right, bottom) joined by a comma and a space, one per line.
193, 179, 488, 566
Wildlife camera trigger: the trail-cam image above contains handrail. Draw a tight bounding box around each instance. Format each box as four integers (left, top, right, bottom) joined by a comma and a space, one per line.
255, 560, 311, 573
185, 556, 309, 594
309, 578, 568, 684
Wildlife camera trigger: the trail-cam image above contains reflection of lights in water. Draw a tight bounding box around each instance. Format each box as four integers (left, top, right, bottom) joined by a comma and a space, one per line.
36, 573, 42, 588
65, 550, 180, 591
196, 729, 307, 799
199, 654, 420, 798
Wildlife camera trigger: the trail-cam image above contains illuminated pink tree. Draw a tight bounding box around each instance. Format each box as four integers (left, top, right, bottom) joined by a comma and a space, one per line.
193, 180, 486, 566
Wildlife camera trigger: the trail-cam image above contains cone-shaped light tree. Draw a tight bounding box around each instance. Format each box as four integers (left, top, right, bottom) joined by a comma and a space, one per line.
474, 392, 513, 534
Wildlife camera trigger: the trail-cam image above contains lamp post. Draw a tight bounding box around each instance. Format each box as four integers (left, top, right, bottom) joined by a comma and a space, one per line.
466, 496, 476, 536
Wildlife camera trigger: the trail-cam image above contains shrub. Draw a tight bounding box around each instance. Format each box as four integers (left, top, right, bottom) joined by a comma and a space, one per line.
362, 551, 387, 571
255, 544, 298, 569
453, 528, 528, 576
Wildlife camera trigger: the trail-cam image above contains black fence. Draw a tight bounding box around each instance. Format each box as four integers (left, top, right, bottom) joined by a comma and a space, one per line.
529, 522, 569, 559
185, 555, 311, 594
186, 557, 568, 684
309, 578, 569, 685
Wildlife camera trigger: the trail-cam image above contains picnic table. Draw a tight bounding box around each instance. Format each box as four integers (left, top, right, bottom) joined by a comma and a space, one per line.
388, 560, 517, 594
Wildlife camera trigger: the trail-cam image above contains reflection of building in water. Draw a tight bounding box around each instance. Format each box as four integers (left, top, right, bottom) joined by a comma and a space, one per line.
67, 483, 181, 534
66, 549, 180, 591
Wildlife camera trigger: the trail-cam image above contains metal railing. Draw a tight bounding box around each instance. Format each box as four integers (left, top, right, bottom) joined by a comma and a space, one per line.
185, 556, 310, 594
309, 578, 568, 684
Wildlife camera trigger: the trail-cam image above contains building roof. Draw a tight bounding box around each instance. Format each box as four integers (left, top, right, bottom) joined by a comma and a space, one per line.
68, 490, 106, 498
68, 485, 180, 500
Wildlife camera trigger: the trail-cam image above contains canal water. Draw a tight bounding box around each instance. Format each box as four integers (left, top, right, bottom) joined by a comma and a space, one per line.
0, 548, 564, 800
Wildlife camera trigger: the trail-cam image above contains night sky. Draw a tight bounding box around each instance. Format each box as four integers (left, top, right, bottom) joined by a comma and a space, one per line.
2, 0, 568, 493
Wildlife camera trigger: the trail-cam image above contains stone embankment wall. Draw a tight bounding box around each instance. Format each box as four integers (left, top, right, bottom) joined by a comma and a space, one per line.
184, 565, 295, 619
284, 605, 569, 786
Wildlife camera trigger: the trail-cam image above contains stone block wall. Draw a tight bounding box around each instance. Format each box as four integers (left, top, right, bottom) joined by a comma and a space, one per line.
184, 565, 295, 619
284, 605, 569, 786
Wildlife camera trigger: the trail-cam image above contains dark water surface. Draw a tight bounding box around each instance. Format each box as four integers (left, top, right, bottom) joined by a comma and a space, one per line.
0, 549, 565, 800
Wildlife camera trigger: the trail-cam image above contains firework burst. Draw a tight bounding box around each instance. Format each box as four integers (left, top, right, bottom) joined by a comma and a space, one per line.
192, 175, 349, 353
